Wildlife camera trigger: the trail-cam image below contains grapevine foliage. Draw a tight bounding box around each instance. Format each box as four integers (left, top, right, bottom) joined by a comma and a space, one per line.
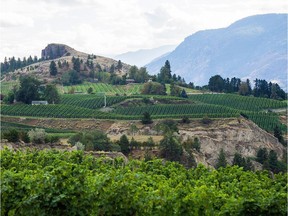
1, 149, 287, 215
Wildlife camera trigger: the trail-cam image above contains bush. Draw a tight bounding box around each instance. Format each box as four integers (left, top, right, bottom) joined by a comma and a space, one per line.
75, 142, 85, 150
161, 119, 178, 133
181, 116, 190, 124
141, 82, 166, 95
201, 115, 212, 124
142, 97, 150, 104
3, 92, 14, 104
28, 128, 47, 144
3, 129, 19, 142
19, 131, 30, 143
130, 137, 140, 150
68, 131, 118, 152
183, 137, 201, 153
45, 135, 60, 144
141, 112, 152, 124
87, 87, 93, 94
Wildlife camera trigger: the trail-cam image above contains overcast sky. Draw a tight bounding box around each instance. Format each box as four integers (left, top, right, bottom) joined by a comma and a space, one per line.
0, 0, 287, 60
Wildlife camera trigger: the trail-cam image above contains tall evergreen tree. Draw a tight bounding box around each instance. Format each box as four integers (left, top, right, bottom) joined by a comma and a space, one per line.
158, 60, 172, 83
244, 158, 254, 171
274, 125, 284, 144
246, 79, 252, 95
109, 64, 115, 73
268, 150, 278, 173
73, 57, 81, 73
117, 60, 123, 70
180, 89, 188, 98
118, 134, 130, 155
159, 134, 183, 162
215, 149, 227, 169
256, 148, 268, 164
232, 153, 244, 167
49, 61, 58, 76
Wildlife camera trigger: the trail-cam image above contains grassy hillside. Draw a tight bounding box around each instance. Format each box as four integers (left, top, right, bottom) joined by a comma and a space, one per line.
0, 81, 19, 95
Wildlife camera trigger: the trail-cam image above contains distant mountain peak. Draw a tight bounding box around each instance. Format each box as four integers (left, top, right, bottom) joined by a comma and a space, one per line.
146, 14, 287, 89
115, 45, 176, 67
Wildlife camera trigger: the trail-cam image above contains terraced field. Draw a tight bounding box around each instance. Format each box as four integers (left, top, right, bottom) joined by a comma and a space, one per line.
188, 94, 287, 111
1, 93, 286, 132
61, 83, 143, 95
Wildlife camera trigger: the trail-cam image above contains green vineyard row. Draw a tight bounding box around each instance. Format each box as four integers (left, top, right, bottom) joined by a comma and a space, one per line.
61, 95, 127, 109
113, 103, 239, 116
189, 94, 286, 111
61, 82, 143, 95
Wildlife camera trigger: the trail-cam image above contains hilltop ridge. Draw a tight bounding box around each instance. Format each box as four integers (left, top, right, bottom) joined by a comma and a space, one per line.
3, 43, 131, 82
41, 43, 88, 59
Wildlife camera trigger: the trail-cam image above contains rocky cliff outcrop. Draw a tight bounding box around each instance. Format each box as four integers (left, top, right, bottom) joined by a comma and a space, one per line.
179, 118, 285, 167
41, 43, 82, 59
106, 118, 285, 168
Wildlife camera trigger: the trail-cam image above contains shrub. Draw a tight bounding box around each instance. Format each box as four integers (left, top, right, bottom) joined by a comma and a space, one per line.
181, 116, 190, 124
19, 131, 30, 143
201, 115, 212, 124
45, 135, 60, 144
75, 141, 85, 150
87, 87, 93, 94
28, 128, 47, 144
183, 137, 201, 153
161, 119, 178, 133
3, 129, 19, 142
68, 131, 117, 151
141, 112, 152, 124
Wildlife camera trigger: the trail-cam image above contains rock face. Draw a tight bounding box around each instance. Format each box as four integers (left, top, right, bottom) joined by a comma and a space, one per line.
179, 118, 285, 167
41, 43, 79, 59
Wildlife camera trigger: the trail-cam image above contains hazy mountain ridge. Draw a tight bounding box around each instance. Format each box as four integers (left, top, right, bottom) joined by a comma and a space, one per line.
115, 45, 176, 67
146, 14, 287, 88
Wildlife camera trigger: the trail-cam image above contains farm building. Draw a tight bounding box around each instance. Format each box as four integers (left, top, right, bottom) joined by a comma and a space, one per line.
32, 101, 48, 105
126, 79, 135, 84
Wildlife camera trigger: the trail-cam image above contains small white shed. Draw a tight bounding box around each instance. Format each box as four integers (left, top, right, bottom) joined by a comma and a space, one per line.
32, 101, 48, 105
